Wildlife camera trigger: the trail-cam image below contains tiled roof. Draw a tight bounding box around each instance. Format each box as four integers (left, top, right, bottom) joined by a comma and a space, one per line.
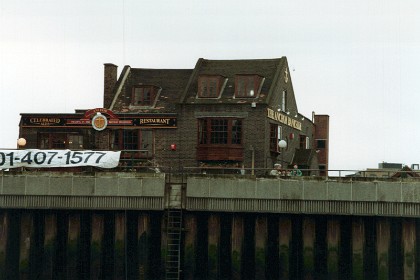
111, 57, 290, 112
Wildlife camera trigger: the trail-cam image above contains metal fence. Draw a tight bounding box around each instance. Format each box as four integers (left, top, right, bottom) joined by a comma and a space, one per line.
2, 149, 420, 180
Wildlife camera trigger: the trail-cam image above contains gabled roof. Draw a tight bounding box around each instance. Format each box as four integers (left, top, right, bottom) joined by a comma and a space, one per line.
180, 58, 287, 104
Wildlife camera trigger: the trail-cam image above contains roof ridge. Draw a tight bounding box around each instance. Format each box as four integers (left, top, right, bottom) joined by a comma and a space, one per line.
200, 57, 284, 62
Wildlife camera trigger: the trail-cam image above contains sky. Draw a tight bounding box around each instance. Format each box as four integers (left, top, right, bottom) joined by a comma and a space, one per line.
1, 0, 419, 172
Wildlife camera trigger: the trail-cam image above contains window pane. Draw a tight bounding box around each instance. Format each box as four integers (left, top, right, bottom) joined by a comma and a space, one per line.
200, 80, 208, 97
277, 125, 282, 140
237, 76, 258, 97
51, 134, 66, 149
210, 119, 228, 144
208, 79, 217, 97
317, 139, 326, 149
300, 135, 306, 149
111, 131, 119, 150
68, 135, 83, 149
134, 88, 142, 105
282, 91, 287, 111
39, 133, 49, 149
270, 124, 277, 151
122, 130, 138, 150
198, 119, 207, 144
132, 86, 155, 106
143, 88, 151, 104
198, 118, 243, 146
199, 77, 219, 98
231, 119, 242, 144
237, 78, 246, 96
246, 76, 255, 97
141, 130, 152, 157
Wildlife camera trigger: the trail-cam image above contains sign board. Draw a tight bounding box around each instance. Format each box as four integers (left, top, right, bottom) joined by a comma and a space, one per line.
21, 108, 177, 129
267, 108, 302, 131
91, 113, 108, 131
0, 150, 121, 169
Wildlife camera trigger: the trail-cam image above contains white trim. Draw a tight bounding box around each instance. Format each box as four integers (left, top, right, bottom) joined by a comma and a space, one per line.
109, 66, 131, 110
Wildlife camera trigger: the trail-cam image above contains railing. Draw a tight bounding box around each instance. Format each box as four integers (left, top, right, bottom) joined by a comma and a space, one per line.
2, 148, 420, 180
181, 167, 420, 181
182, 166, 323, 176
118, 149, 153, 171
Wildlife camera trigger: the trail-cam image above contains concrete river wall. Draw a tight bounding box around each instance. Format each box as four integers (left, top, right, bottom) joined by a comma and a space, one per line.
1, 172, 420, 279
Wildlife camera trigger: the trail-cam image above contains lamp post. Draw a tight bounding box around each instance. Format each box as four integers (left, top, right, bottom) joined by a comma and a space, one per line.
249, 145, 255, 176
278, 139, 287, 166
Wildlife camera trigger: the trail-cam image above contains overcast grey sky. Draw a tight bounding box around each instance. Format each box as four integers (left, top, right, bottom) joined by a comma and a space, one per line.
1, 0, 419, 171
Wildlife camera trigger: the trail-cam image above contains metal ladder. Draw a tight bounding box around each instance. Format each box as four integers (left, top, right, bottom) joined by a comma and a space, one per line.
165, 175, 184, 280
165, 208, 182, 280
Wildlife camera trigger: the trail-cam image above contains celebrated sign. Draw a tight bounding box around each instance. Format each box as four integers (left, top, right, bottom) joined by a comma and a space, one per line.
28, 118, 62, 126
0, 150, 121, 169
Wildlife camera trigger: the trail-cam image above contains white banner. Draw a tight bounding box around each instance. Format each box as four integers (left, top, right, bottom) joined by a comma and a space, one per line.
0, 150, 121, 169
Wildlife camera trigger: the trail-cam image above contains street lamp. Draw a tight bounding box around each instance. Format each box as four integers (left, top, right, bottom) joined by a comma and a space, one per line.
17, 138, 26, 149
278, 140, 287, 165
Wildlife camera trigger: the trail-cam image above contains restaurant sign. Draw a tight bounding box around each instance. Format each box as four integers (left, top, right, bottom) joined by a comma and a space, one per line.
138, 118, 177, 127
21, 108, 177, 129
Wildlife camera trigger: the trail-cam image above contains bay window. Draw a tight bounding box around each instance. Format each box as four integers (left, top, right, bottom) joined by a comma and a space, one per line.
197, 118, 243, 161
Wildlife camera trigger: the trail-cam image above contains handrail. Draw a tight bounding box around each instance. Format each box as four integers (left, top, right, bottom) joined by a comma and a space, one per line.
181, 167, 420, 180
1, 148, 419, 179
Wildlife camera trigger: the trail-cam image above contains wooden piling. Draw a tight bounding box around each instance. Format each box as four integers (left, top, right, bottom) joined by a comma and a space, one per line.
231, 215, 244, 280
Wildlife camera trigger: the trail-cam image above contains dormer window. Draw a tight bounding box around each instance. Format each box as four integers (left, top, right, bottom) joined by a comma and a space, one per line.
198, 75, 224, 98
235, 75, 263, 98
132, 85, 160, 107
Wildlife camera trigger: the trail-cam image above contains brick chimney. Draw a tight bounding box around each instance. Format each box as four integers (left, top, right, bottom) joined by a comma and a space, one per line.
103, 63, 118, 109
314, 114, 330, 175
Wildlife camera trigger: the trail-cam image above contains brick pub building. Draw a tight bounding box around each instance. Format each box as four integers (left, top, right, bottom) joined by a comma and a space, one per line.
18, 57, 329, 174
